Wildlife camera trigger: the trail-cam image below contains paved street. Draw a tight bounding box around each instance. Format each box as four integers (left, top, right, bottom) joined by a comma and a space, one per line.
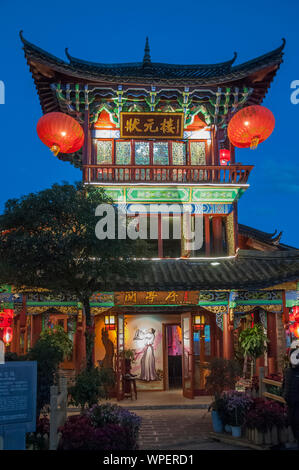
136, 409, 253, 450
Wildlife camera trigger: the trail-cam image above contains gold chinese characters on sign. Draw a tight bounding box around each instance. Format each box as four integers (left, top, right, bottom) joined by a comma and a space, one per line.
120, 112, 184, 139
115, 291, 199, 306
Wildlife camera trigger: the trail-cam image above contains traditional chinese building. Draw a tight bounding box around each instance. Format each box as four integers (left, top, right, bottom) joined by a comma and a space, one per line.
3, 33, 299, 398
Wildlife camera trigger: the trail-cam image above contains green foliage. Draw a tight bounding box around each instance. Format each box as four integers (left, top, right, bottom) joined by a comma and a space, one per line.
0, 182, 145, 368
27, 326, 73, 416
238, 324, 269, 378
122, 349, 136, 362
206, 358, 242, 399
69, 367, 115, 410
39, 326, 73, 360
239, 324, 269, 360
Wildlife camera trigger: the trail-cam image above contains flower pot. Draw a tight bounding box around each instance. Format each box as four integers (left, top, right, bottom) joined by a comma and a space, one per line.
271, 426, 278, 446
211, 410, 223, 433
264, 429, 271, 445
278, 427, 288, 444
231, 425, 242, 438
254, 428, 263, 445
224, 424, 232, 433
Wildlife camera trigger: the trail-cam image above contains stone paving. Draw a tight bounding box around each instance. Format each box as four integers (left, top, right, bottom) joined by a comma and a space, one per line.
135, 409, 253, 450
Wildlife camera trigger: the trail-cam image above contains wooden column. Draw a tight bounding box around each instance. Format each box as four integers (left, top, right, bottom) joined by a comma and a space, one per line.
223, 311, 234, 360
212, 216, 223, 255
267, 312, 277, 374
158, 214, 163, 258
205, 215, 211, 256
75, 312, 86, 373
233, 203, 239, 251
229, 141, 236, 164
82, 109, 91, 183
19, 295, 27, 354
31, 313, 42, 347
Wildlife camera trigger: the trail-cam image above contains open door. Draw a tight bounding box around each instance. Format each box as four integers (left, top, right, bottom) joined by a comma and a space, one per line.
181, 312, 194, 399
116, 313, 125, 400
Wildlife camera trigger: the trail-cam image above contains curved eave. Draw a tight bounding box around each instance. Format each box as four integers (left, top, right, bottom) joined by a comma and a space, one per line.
21, 32, 285, 86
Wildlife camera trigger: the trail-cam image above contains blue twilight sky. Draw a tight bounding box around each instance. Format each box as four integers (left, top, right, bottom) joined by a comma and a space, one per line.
0, 0, 298, 246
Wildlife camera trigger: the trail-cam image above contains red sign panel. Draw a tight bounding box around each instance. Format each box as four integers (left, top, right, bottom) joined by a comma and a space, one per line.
114, 291, 199, 306
120, 112, 184, 139
0, 309, 14, 328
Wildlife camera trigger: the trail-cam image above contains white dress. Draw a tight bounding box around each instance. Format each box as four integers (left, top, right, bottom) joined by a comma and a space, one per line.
140, 332, 158, 381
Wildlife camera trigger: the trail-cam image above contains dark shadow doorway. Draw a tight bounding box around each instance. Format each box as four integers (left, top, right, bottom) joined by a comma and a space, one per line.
167, 324, 182, 389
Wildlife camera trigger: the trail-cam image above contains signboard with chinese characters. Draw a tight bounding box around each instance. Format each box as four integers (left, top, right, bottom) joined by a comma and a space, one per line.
115, 291, 199, 306
0, 362, 37, 428
0, 361, 37, 449
120, 112, 184, 139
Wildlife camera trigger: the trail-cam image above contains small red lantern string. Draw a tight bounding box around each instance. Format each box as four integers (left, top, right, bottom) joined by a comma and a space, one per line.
220, 149, 231, 166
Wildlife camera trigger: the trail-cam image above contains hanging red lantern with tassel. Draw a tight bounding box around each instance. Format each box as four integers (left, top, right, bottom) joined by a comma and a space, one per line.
220, 149, 231, 166
3, 327, 13, 346
37, 112, 84, 156
228, 105, 275, 150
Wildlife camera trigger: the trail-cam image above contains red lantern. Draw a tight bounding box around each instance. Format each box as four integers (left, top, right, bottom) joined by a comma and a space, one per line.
228, 105, 275, 150
293, 323, 299, 338
0, 309, 14, 328
37, 112, 84, 156
0, 327, 13, 346
292, 306, 299, 321
220, 149, 231, 166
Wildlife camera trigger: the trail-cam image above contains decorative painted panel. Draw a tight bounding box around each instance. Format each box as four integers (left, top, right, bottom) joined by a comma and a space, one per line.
153, 142, 169, 165
115, 141, 131, 165
192, 188, 239, 203
96, 186, 244, 205
126, 187, 190, 203
190, 141, 206, 165
172, 142, 186, 165
96, 140, 113, 164
135, 142, 150, 165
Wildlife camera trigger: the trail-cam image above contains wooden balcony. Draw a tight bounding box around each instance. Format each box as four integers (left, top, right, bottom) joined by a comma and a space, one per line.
83, 164, 253, 185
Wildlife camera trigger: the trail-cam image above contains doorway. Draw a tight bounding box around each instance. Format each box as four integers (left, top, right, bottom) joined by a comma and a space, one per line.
166, 324, 182, 389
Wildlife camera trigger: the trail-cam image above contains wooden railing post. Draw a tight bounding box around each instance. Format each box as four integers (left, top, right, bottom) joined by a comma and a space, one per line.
259, 367, 265, 398
59, 377, 67, 424
50, 385, 58, 450
49, 378, 68, 450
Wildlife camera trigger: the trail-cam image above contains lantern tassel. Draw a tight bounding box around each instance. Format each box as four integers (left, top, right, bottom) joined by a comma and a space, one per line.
50, 144, 60, 156
250, 137, 260, 150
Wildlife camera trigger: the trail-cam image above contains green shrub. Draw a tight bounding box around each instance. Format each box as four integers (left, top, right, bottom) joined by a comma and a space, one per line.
69, 367, 115, 410
206, 358, 242, 399
27, 326, 73, 416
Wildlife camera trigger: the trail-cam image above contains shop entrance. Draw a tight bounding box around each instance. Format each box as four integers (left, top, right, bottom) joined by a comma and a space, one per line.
113, 310, 218, 400
165, 324, 182, 389
181, 311, 217, 398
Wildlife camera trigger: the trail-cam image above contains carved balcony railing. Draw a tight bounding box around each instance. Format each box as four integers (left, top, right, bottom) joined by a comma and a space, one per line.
83, 164, 254, 185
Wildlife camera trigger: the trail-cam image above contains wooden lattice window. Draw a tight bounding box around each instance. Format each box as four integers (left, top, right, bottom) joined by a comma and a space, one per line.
190, 141, 206, 165
96, 140, 113, 164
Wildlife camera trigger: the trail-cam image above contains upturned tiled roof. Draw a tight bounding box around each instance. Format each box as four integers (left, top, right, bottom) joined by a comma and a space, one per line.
20, 31, 285, 85
97, 249, 299, 291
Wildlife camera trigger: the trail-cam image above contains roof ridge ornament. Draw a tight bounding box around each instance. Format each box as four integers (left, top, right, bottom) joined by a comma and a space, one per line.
65, 47, 72, 62
143, 36, 152, 67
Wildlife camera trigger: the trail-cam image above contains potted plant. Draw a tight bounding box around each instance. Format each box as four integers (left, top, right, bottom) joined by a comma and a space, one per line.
208, 396, 226, 433
222, 391, 253, 438
206, 358, 241, 433
238, 324, 269, 379
245, 397, 288, 445
121, 349, 136, 374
